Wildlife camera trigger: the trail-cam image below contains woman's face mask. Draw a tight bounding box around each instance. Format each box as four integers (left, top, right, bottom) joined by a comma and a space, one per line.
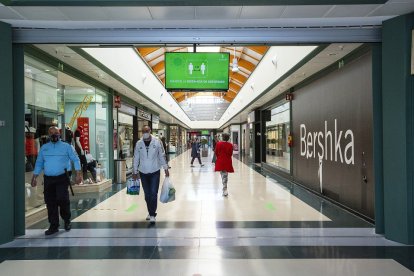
49, 134, 60, 143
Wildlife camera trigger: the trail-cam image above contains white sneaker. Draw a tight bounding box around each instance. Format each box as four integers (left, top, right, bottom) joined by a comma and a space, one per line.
146, 214, 150, 221
149, 216, 156, 224
222, 189, 228, 197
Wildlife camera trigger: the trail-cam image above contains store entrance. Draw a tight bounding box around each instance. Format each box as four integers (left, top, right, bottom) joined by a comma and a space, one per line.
24, 65, 111, 230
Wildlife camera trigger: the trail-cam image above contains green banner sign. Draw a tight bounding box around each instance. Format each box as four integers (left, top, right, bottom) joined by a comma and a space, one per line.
165, 52, 229, 91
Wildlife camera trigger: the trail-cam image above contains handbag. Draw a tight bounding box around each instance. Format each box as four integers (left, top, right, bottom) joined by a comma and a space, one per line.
25, 159, 34, 172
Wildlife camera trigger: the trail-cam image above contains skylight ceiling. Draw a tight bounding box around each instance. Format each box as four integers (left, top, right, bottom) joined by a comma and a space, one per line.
179, 93, 229, 121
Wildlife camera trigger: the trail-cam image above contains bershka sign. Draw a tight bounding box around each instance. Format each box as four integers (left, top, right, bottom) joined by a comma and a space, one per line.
300, 119, 354, 165
291, 51, 374, 219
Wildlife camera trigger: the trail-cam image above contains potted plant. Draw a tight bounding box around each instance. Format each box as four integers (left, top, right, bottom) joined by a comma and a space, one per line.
200, 138, 209, 157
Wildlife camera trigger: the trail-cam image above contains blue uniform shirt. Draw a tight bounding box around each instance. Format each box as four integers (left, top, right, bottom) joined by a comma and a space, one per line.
34, 140, 81, 176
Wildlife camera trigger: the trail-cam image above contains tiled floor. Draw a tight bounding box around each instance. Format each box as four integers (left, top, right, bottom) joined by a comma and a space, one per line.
1, 149, 413, 275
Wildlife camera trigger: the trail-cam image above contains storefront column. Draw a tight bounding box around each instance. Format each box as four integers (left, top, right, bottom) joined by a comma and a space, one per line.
133, 114, 138, 151
13, 44, 25, 236
382, 12, 414, 244
107, 93, 114, 179
260, 111, 267, 163
0, 22, 15, 244
253, 122, 261, 163
372, 43, 384, 235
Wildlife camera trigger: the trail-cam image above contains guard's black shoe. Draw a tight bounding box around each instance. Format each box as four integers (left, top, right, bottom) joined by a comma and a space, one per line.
64, 221, 72, 231
45, 227, 59, 236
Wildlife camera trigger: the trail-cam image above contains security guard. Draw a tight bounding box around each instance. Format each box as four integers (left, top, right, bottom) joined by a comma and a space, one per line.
31, 126, 82, 235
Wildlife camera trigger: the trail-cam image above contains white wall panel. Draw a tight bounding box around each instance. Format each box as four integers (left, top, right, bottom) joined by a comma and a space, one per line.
218, 46, 317, 128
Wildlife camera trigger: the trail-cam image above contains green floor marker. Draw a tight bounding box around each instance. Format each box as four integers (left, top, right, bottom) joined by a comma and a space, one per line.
266, 202, 276, 211
126, 203, 139, 213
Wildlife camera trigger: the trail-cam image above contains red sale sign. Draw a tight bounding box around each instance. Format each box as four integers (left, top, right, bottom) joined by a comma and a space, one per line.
77, 117, 90, 152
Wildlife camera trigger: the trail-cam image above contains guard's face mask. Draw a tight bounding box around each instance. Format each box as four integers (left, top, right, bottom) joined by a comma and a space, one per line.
49, 134, 60, 143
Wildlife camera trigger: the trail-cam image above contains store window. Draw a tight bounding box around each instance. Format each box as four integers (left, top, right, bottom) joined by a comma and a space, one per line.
137, 109, 151, 139
169, 125, 178, 154
118, 112, 134, 173
95, 88, 110, 178
24, 55, 111, 224
24, 56, 59, 215
265, 102, 291, 172
181, 128, 187, 152
62, 76, 110, 183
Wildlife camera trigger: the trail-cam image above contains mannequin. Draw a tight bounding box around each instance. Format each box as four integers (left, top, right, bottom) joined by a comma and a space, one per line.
74, 125, 88, 183
25, 121, 40, 171
64, 124, 73, 145
85, 150, 97, 183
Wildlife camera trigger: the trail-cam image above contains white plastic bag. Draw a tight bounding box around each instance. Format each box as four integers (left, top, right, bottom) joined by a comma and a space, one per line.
160, 177, 176, 203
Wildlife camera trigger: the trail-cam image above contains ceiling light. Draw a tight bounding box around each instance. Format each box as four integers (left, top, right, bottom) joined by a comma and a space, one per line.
232, 58, 239, 72
231, 47, 239, 72
272, 55, 278, 67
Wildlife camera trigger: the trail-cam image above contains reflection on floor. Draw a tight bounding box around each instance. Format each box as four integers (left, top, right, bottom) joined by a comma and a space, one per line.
72, 152, 329, 223
1, 149, 413, 275
0, 259, 413, 276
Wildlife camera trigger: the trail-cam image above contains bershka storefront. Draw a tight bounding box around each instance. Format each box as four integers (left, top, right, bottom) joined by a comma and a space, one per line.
291, 47, 374, 220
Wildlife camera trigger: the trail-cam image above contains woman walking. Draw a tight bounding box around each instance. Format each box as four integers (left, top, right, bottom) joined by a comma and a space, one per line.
214, 133, 234, 196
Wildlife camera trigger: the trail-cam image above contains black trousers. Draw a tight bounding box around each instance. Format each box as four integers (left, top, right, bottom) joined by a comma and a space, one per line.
77, 153, 88, 179
140, 170, 160, 217
44, 174, 71, 228
86, 161, 97, 181
191, 155, 202, 165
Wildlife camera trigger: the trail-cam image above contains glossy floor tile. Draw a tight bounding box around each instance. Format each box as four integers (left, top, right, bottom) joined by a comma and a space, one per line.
0, 259, 412, 276
4, 150, 413, 275
72, 150, 330, 223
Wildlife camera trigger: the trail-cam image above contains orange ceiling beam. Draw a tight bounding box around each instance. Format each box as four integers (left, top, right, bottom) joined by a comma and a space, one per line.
229, 83, 241, 93
230, 55, 255, 72
152, 61, 165, 74
225, 47, 262, 62
226, 91, 237, 98
230, 81, 242, 88
173, 91, 185, 97
223, 95, 233, 102
230, 72, 248, 84
247, 46, 269, 55
176, 95, 186, 102
137, 47, 160, 57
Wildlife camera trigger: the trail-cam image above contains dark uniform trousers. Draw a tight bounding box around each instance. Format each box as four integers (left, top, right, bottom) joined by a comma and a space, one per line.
44, 173, 71, 228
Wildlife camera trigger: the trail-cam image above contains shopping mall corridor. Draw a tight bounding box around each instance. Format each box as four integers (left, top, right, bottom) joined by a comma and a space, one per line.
0, 150, 413, 275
